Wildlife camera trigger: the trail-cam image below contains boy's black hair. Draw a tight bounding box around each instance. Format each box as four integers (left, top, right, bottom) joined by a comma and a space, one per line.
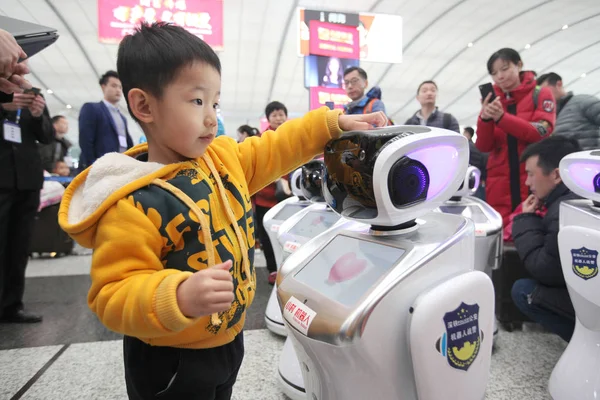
99, 70, 119, 86
463, 126, 475, 138
521, 136, 581, 175
343, 66, 367, 80
417, 80, 437, 94
117, 22, 222, 122
51, 115, 65, 124
537, 72, 562, 86
265, 101, 288, 119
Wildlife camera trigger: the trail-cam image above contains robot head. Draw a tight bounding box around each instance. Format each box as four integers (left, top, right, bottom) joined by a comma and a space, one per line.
453, 166, 481, 197
323, 126, 469, 226
290, 168, 304, 199
301, 160, 325, 202
560, 150, 600, 203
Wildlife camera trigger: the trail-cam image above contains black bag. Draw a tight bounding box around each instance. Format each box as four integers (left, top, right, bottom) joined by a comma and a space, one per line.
492, 243, 532, 331
29, 203, 74, 256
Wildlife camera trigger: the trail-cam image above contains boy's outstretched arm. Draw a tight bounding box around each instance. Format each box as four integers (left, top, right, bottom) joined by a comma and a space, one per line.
235, 107, 387, 195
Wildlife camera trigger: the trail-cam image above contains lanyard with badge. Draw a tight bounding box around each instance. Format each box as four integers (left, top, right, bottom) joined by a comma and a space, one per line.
3, 109, 22, 144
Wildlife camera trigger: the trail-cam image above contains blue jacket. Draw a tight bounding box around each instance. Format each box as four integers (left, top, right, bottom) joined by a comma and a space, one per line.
344, 87, 387, 115
78, 101, 133, 168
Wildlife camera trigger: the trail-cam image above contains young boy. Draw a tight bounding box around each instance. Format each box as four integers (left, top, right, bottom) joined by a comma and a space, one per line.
58, 23, 385, 400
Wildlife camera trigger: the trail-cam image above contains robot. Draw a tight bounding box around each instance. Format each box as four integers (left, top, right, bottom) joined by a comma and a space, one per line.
548, 150, 600, 399
276, 126, 495, 400
266, 160, 348, 337
261, 168, 311, 274
434, 165, 503, 343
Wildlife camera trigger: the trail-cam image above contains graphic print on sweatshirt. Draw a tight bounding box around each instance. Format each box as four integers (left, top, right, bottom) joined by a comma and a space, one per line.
127, 165, 256, 334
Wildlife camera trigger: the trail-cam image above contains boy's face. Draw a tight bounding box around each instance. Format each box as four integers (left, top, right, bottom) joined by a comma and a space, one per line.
268, 109, 287, 130
149, 63, 221, 162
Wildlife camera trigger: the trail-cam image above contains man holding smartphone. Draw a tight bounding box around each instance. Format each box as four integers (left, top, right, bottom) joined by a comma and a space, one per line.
0, 28, 32, 99
0, 90, 53, 323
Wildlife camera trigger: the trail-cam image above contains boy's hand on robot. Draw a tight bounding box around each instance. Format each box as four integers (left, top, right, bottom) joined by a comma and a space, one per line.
339, 111, 388, 131
176, 260, 235, 318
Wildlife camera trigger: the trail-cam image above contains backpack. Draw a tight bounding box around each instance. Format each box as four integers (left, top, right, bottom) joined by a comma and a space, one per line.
364, 98, 394, 125
443, 113, 451, 130
532, 85, 541, 109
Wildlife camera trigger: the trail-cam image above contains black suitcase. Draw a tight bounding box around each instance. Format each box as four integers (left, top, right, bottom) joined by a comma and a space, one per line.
29, 203, 74, 256
492, 243, 533, 331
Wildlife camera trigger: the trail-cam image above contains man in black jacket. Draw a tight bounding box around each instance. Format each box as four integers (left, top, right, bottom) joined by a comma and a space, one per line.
511, 136, 581, 341
0, 92, 53, 323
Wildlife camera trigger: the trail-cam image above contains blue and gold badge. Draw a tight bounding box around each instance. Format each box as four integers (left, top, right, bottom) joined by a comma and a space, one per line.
572, 247, 598, 280
435, 302, 482, 371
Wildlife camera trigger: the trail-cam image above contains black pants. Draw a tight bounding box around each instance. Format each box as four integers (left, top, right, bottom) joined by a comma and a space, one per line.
123, 332, 244, 400
254, 205, 277, 273
0, 189, 39, 317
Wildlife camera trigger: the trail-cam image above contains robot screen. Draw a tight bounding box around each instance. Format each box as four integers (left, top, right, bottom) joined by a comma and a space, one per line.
274, 204, 307, 221
294, 235, 406, 307
439, 205, 489, 224
287, 211, 340, 238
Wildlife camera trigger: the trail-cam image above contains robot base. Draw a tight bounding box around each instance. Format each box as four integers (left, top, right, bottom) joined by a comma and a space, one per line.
278, 338, 306, 400
548, 319, 600, 399
265, 284, 287, 337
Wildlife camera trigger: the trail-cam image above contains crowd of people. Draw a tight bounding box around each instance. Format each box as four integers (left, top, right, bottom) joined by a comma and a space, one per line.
1, 19, 600, 399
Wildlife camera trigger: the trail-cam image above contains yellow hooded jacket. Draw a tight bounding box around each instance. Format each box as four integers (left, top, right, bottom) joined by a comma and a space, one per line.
59, 107, 343, 349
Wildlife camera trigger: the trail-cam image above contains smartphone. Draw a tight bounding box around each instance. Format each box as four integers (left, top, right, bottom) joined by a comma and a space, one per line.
325, 101, 335, 110
478, 83, 496, 102
23, 87, 41, 96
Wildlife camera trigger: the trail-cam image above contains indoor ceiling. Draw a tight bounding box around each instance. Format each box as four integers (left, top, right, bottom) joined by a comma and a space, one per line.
2, 0, 600, 145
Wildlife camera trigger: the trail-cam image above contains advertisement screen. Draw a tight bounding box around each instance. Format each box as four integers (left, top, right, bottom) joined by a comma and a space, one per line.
298, 9, 359, 56
304, 55, 359, 89
298, 8, 402, 64
309, 87, 350, 111
98, 0, 223, 50
294, 235, 405, 307
309, 20, 359, 59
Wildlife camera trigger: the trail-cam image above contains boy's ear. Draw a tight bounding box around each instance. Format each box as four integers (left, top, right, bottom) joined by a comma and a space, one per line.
128, 89, 154, 124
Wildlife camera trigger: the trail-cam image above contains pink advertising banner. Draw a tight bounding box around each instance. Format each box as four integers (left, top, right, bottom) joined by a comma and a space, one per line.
308, 20, 359, 60
98, 0, 223, 49
309, 87, 350, 111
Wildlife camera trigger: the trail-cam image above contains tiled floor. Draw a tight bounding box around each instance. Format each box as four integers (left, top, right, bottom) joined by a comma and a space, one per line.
0, 253, 568, 400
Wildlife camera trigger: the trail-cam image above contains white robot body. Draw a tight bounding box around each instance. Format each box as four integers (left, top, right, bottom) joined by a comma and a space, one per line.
277, 126, 495, 400
549, 150, 600, 399
265, 203, 346, 337
434, 166, 503, 276
262, 196, 311, 274
278, 214, 493, 400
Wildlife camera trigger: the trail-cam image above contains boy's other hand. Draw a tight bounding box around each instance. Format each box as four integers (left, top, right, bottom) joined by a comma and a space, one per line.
176, 260, 234, 318
339, 111, 388, 131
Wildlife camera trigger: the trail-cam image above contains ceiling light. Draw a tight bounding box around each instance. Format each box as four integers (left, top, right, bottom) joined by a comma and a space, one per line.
581, 73, 587, 78
467, 42, 473, 48
46, 89, 53, 94
66, 104, 72, 109
562, 24, 569, 30
524, 44, 531, 49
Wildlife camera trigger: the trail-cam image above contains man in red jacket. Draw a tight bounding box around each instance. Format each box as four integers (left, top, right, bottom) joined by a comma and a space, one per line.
477, 49, 556, 226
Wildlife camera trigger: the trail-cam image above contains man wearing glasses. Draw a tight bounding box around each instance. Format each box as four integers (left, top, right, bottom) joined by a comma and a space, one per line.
343, 67, 390, 122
